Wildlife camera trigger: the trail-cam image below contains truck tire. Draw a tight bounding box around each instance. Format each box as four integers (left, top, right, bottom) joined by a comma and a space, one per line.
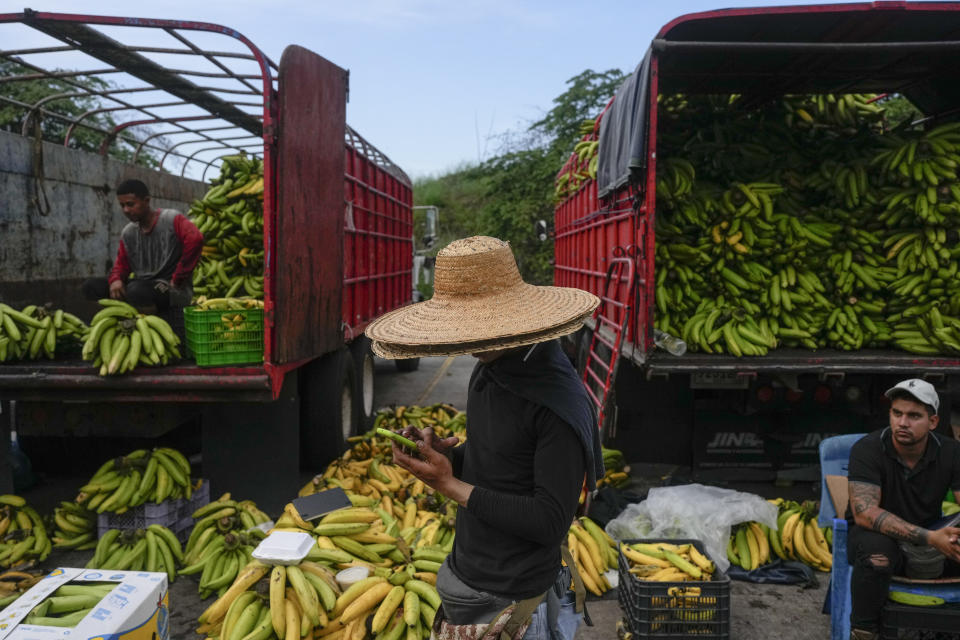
351, 337, 377, 428
395, 357, 420, 372
299, 348, 359, 465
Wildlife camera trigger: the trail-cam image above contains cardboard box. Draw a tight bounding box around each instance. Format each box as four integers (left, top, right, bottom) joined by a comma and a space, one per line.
0, 568, 169, 640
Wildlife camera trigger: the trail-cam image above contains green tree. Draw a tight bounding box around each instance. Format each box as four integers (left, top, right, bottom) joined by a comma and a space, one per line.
0, 60, 164, 168
414, 68, 626, 286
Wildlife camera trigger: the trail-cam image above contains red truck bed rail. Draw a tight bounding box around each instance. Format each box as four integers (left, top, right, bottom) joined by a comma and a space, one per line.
0, 11, 411, 400
554, 1, 960, 376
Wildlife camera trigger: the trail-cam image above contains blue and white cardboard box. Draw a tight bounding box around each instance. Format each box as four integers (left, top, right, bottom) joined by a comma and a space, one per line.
0, 568, 169, 640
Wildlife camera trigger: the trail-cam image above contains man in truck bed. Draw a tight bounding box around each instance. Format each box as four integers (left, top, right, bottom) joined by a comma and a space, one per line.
82, 179, 203, 313
847, 379, 960, 639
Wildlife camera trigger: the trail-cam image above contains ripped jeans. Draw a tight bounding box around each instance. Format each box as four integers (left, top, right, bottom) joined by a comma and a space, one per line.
848, 525, 904, 632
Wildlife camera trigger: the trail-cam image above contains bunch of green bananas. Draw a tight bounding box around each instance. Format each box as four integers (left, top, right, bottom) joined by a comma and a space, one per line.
17, 581, 116, 628
0, 303, 88, 362
193, 296, 265, 311
86, 525, 183, 581
190, 153, 266, 299
181, 495, 270, 598
180, 529, 263, 599
51, 501, 97, 550
646, 91, 960, 357
81, 299, 181, 374
76, 447, 194, 514
0, 495, 50, 568
555, 116, 602, 201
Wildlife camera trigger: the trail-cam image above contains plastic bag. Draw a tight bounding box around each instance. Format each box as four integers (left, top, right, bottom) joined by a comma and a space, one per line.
603, 483, 779, 573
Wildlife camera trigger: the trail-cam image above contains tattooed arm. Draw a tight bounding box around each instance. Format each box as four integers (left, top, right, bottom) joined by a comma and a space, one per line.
848, 481, 929, 544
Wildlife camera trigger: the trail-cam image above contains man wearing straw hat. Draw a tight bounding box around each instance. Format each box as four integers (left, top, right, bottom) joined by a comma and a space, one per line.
366, 236, 604, 640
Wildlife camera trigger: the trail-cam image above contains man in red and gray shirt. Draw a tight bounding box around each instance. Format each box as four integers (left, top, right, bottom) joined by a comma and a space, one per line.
83, 179, 203, 312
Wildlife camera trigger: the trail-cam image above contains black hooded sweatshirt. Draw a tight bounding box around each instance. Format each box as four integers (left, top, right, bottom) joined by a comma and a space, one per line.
446, 339, 602, 599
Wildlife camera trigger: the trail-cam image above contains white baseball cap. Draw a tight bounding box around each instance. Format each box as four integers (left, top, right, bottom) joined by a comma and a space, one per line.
885, 379, 939, 413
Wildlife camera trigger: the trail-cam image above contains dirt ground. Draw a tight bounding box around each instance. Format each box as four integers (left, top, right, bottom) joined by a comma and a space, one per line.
10, 355, 834, 638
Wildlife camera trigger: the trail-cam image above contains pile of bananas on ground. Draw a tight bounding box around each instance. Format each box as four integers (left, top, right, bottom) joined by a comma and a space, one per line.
190, 153, 266, 299
82, 300, 181, 374
51, 502, 97, 551
567, 517, 619, 596
555, 116, 602, 201
596, 447, 631, 489
620, 540, 716, 583
371, 403, 466, 436
194, 557, 443, 640
608, 90, 960, 357
76, 447, 195, 514
727, 499, 832, 572
0, 495, 50, 568
0, 568, 44, 611
85, 525, 183, 580
15, 581, 115, 627
0, 303, 88, 362
181, 495, 271, 598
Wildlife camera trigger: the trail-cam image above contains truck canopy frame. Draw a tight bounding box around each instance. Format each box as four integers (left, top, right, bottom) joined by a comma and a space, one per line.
0, 10, 411, 400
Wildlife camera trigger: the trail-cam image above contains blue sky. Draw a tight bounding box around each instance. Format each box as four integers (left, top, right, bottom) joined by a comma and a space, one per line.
4, 0, 867, 180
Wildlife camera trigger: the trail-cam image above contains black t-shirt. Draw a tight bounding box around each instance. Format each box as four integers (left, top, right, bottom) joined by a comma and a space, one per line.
847, 427, 960, 526
447, 349, 586, 600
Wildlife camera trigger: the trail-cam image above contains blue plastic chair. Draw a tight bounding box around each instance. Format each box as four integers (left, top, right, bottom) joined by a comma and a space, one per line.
819, 434, 960, 640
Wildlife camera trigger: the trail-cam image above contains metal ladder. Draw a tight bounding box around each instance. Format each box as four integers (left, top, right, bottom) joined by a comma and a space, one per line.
581, 254, 635, 434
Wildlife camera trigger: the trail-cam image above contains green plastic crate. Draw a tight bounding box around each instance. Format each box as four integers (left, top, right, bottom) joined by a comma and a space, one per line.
183, 306, 264, 367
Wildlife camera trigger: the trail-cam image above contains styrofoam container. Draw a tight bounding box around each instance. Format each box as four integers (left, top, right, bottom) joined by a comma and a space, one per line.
336, 566, 370, 590
251, 531, 314, 565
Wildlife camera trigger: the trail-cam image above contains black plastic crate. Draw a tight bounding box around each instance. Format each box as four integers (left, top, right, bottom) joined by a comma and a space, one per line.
618, 538, 730, 639
881, 601, 960, 640
97, 480, 210, 544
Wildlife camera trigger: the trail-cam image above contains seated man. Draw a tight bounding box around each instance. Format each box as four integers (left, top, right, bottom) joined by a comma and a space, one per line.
847, 378, 960, 640
82, 179, 203, 313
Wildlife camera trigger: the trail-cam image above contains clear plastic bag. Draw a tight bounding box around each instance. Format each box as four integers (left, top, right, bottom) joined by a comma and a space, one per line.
603, 483, 779, 573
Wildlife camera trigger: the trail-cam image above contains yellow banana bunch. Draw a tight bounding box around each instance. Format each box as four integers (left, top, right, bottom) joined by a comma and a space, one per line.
621, 539, 716, 583
0, 567, 44, 611
0, 302, 89, 362
568, 518, 619, 596
0, 498, 50, 568
86, 525, 182, 582
81, 299, 182, 374
195, 559, 443, 640
189, 153, 266, 299
75, 447, 195, 514
727, 500, 834, 572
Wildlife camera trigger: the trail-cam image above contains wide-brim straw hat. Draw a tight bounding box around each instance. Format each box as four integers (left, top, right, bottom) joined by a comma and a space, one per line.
366, 236, 600, 358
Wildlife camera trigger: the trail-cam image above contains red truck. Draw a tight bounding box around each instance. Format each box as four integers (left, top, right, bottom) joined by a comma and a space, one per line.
0, 11, 416, 511
555, 2, 960, 478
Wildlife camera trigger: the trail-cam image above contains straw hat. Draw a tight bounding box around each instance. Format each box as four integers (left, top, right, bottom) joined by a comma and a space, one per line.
366, 236, 600, 358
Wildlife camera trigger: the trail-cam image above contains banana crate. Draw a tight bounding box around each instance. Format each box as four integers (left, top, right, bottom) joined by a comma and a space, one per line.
618, 538, 731, 639
183, 306, 263, 367
97, 479, 210, 544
